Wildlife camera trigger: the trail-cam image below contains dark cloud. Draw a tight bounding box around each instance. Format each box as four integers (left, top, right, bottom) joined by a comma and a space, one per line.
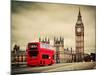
11, 1, 46, 13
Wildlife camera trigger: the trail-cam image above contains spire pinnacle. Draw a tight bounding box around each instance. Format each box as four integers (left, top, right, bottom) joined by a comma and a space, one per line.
78, 7, 81, 17
77, 7, 82, 21
39, 37, 41, 42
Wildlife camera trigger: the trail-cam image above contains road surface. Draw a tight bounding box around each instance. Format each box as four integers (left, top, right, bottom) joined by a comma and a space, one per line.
12, 62, 96, 74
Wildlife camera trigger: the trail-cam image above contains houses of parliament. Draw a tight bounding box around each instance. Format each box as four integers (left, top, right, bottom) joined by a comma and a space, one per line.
38, 9, 84, 63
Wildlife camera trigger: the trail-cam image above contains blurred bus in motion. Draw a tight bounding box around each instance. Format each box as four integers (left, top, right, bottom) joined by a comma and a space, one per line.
26, 42, 55, 66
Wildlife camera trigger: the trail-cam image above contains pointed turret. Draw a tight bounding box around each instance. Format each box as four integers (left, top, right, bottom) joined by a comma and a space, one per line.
76, 8, 83, 26
60, 36, 62, 41
45, 37, 47, 42
39, 37, 41, 42
48, 38, 50, 44
42, 38, 45, 43
77, 8, 82, 21
78, 8, 81, 17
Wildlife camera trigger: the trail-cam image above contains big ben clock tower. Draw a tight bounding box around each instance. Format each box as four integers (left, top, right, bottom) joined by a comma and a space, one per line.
75, 9, 84, 62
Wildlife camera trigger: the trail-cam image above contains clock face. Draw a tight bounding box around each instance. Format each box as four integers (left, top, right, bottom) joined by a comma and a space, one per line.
77, 28, 81, 32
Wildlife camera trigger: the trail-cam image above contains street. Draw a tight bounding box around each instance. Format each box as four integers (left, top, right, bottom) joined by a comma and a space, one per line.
12, 62, 96, 74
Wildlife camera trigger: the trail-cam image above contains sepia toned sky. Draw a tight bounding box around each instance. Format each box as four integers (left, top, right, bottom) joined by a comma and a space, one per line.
11, 1, 96, 54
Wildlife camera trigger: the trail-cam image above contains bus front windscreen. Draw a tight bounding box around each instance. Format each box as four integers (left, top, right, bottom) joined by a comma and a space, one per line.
28, 51, 39, 57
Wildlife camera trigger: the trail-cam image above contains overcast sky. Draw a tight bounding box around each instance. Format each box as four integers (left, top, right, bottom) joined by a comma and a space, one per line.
11, 1, 96, 54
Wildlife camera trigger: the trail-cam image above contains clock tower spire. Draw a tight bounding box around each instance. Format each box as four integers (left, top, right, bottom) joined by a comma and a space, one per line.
75, 8, 84, 62
77, 8, 82, 21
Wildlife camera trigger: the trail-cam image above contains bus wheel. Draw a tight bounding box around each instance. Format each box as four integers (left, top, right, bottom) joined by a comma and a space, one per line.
49, 61, 52, 66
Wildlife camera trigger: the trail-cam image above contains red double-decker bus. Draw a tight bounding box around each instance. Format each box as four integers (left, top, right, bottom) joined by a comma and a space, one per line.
26, 42, 55, 66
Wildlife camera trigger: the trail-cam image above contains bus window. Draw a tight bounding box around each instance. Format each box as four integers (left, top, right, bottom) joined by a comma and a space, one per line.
28, 51, 38, 57
28, 43, 38, 50
42, 54, 49, 59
